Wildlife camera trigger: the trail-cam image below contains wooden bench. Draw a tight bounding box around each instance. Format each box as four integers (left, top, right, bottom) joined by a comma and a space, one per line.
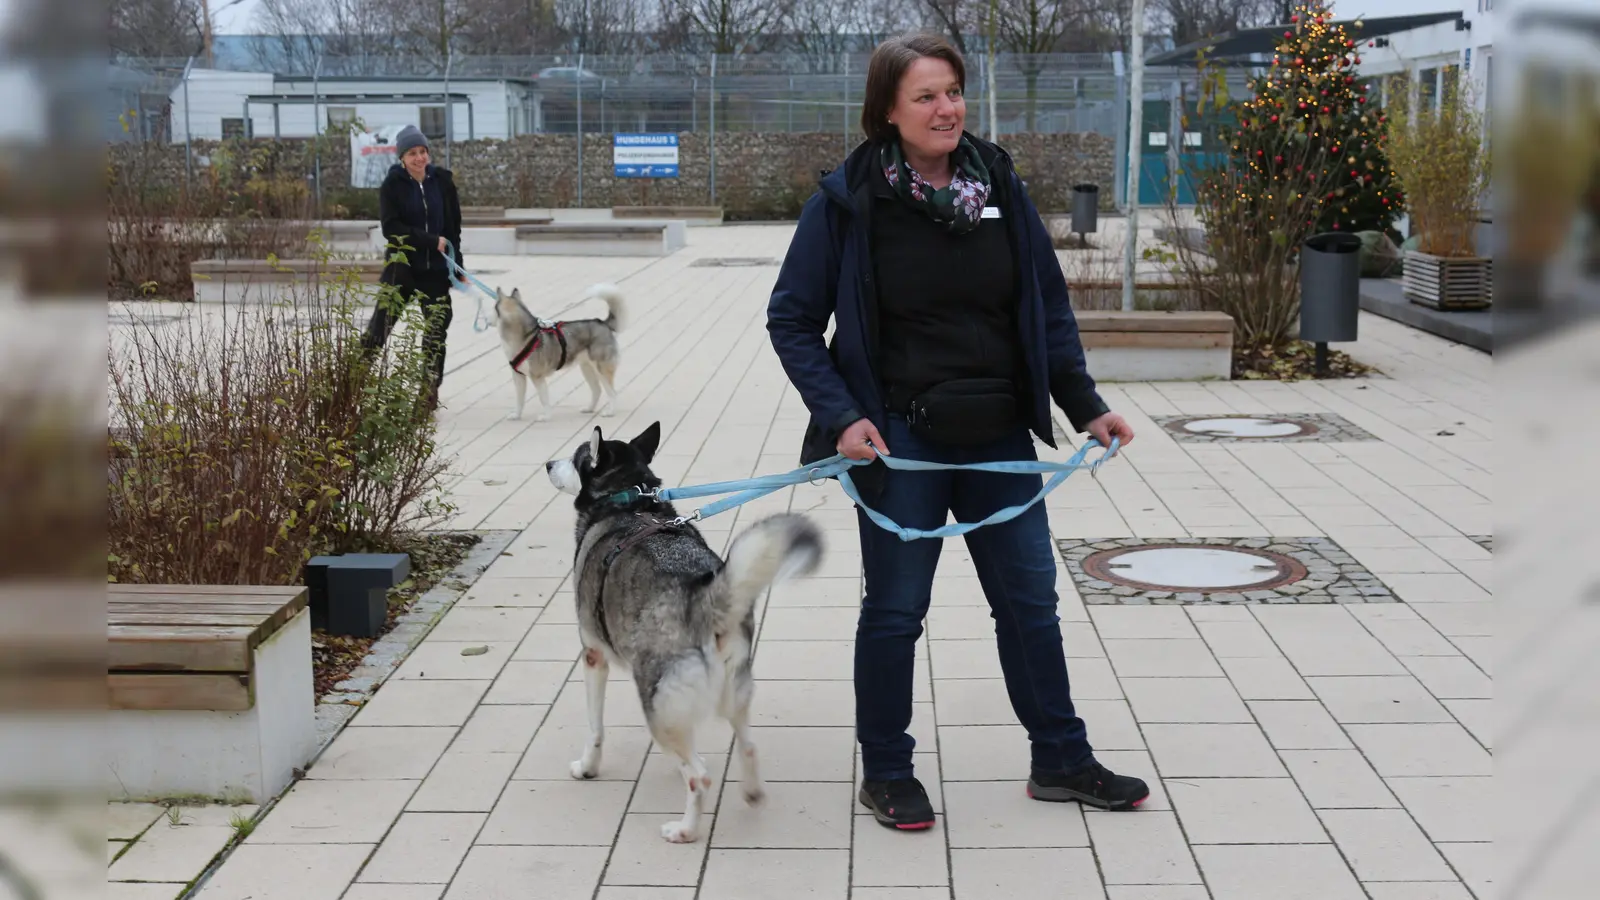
513, 222, 686, 257
613, 205, 724, 226
189, 258, 387, 304
1074, 310, 1235, 381
108, 584, 317, 803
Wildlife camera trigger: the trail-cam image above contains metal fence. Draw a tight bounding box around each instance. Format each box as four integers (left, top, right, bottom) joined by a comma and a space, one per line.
109, 51, 1252, 209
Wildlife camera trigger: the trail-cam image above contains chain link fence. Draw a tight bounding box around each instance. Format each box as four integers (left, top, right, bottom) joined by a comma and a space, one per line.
108, 51, 1249, 212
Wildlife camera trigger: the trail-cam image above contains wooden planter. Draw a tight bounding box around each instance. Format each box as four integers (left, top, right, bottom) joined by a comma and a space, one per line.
1403, 250, 1492, 311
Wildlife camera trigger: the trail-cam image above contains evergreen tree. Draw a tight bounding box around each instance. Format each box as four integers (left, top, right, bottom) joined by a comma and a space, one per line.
1232, 1, 1403, 236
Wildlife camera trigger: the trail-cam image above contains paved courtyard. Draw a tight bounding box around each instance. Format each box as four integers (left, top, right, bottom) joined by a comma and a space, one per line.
113, 223, 1491, 899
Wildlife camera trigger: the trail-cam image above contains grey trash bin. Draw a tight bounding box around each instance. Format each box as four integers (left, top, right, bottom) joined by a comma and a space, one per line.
1070, 184, 1099, 246
1300, 232, 1362, 371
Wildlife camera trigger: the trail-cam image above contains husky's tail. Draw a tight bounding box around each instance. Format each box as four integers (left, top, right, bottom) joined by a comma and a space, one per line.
586, 283, 628, 332
713, 514, 823, 635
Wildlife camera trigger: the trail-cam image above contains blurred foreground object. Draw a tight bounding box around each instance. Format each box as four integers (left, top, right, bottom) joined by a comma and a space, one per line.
1497, 5, 1600, 900
1, 0, 113, 896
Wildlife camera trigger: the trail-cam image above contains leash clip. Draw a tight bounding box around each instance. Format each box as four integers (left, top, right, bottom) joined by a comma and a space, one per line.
670, 509, 702, 527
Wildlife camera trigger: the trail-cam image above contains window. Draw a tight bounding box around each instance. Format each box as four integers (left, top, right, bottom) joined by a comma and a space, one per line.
1418, 67, 1439, 111
419, 105, 447, 139
221, 117, 246, 139
326, 106, 356, 130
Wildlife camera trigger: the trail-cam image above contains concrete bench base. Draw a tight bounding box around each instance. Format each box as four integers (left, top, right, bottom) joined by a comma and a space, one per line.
613, 206, 724, 226
108, 609, 316, 804
1076, 311, 1235, 381
513, 222, 686, 257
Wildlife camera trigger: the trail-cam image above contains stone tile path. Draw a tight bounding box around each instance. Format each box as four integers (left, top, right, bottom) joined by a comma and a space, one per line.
112, 224, 1492, 899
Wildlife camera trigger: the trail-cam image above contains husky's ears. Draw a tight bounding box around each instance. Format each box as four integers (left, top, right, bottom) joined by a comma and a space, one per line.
588, 426, 604, 464
629, 422, 661, 463
511, 287, 521, 301
627, 422, 659, 461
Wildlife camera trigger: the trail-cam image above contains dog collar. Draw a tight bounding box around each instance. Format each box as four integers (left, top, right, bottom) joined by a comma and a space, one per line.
605, 487, 645, 505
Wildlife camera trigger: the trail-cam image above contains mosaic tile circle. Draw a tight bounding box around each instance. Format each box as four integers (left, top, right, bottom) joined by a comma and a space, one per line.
1153, 413, 1379, 443
1174, 417, 1313, 439
1057, 537, 1397, 605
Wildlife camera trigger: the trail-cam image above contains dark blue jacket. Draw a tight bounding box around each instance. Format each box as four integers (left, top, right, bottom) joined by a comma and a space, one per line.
766, 135, 1109, 488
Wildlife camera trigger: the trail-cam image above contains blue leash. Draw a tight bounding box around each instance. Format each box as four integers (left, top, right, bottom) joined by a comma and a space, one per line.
648, 437, 1120, 541
425, 238, 495, 333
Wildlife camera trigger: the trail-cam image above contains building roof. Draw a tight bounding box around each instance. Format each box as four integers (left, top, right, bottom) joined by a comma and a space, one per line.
1145, 12, 1466, 67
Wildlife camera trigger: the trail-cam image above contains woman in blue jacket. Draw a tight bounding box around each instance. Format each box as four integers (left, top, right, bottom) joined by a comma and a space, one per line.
767, 33, 1147, 831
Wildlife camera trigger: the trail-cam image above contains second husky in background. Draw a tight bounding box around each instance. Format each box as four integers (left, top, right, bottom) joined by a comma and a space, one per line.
496, 283, 626, 420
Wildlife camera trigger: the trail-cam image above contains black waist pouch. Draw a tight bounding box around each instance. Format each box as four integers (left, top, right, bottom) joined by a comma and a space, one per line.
905, 378, 1019, 446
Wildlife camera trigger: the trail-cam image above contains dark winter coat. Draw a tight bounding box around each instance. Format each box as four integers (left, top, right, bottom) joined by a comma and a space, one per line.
765, 134, 1109, 499
378, 162, 463, 276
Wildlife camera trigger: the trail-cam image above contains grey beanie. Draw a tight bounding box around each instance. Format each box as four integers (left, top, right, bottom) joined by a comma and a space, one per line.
395, 124, 429, 156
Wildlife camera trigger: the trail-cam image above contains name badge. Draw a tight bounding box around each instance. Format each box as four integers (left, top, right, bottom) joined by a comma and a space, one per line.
981, 206, 1002, 219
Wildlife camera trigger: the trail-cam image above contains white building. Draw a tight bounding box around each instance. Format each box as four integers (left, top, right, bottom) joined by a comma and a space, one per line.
167, 68, 543, 143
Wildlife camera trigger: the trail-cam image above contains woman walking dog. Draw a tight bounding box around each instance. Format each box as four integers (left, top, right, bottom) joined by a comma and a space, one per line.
767, 32, 1148, 831
363, 124, 464, 411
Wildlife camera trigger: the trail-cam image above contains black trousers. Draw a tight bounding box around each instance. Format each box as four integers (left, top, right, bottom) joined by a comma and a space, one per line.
362, 269, 454, 389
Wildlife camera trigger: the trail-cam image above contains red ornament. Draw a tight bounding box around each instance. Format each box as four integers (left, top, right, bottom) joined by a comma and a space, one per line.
1358, 97, 1367, 104
1331, 146, 1342, 154
1285, 31, 1294, 38
1296, 57, 1304, 65
1354, 56, 1362, 64
1271, 115, 1279, 122
1291, 14, 1299, 23
1350, 170, 1358, 177
1333, 222, 1341, 230
1276, 156, 1285, 164
1321, 106, 1331, 113
1300, 101, 1309, 109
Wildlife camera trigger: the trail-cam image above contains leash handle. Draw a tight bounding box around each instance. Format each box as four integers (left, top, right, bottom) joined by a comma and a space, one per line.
437, 238, 496, 333
654, 436, 1119, 538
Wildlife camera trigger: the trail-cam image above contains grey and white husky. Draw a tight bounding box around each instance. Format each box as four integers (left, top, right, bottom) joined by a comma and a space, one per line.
496, 284, 625, 421
546, 423, 824, 843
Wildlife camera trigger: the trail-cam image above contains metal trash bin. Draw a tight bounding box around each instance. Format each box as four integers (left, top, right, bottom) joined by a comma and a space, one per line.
1070, 184, 1099, 244
1300, 232, 1363, 372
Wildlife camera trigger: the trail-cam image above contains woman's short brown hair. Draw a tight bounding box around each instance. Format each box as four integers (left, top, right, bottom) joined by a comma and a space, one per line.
860, 32, 967, 144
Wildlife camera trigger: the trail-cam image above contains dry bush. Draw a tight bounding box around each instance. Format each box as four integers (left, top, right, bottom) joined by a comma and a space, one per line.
107, 262, 455, 586
1163, 70, 1344, 348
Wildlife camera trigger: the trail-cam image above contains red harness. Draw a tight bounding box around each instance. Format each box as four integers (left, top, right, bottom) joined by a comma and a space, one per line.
510, 323, 569, 373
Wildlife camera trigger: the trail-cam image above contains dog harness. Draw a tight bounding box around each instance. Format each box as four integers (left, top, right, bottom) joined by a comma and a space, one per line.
589, 514, 683, 650
509, 323, 569, 373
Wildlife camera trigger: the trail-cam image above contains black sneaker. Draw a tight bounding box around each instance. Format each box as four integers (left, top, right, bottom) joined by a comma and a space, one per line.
858, 778, 936, 830
1027, 761, 1150, 810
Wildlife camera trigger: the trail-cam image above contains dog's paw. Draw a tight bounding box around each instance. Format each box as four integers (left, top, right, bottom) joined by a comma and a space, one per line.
534, 412, 551, 423
660, 821, 699, 843
600, 406, 617, 418
569, 760, 598, 780
579, 404, 596, 414
742, 784, 767, 807
507, 412, 522, 421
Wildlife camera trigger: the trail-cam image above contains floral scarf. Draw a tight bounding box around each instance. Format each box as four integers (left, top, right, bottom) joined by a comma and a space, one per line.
880, 136, 993, 234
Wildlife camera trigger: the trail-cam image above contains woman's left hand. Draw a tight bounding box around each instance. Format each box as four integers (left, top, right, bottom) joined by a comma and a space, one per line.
1085, 412, 1134, 453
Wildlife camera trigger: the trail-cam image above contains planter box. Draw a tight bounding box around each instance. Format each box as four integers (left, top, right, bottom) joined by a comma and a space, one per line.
1403, 250, 1492, 311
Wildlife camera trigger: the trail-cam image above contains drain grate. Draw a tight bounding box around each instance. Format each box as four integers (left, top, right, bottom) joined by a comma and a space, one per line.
1154, 413, 1378, 443
690, 257, 781, 268
1057, 536, 1395, 605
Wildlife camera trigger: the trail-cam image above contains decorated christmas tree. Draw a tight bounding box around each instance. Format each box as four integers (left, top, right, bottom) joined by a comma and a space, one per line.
1233, 1, 1403, 236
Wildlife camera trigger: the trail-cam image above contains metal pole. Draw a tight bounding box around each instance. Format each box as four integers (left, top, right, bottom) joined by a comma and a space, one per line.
181, 56, 194, 190
842, 53, 849, 157
576, 52, 585, 207
443, 52, 453, 168
1122, 0, 1147, 313
788, 76, 794, 131
312, 54, 322, 216
1111, 51, 1127, 208
987, 2, 999, 142
709, 53, 717, 204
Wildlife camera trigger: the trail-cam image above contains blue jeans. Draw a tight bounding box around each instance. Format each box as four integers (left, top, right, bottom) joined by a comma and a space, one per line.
855, 416, 1094, 782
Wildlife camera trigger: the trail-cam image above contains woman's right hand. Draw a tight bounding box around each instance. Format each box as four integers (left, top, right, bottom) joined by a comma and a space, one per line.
437, 236, 448, 253
836, 418, 889, 461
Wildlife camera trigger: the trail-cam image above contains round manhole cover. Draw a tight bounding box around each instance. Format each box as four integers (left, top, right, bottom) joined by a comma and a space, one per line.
1166, 416, 1316, 439
1082, 545, 1308, 593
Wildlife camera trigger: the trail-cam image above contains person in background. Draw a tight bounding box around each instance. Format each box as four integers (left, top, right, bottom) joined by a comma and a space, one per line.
363, 124, 463, 411
766, 32, 1147, 833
